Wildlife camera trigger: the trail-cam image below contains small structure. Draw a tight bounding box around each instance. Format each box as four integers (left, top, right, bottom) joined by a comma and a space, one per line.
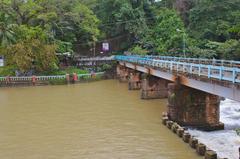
0, 56, 4, 67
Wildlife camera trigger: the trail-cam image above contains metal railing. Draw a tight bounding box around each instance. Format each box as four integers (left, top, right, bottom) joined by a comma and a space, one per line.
0, 72, 105, 82
115, 55, 240, 84
76, 56, 115, 62
144, 55, 240, 68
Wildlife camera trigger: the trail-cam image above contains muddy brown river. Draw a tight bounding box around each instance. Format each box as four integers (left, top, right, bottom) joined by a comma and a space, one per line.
0, 80, 202, 159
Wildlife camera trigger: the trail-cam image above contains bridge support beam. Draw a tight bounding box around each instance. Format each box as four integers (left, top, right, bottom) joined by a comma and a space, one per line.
141, 75, 168, 99
167, 83, 224, 131
128, 72, 141, 90
117, 65, 129, 83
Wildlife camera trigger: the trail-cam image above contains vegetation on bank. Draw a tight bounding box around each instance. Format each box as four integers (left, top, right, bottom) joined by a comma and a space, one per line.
0, 66, 88, 76
0, 63, 114, 77
0, 0, 240, 75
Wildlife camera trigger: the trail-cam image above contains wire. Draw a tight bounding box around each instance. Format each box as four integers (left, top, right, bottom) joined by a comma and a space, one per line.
99, 16, 157, 27
73, 16, 158, 46
73, 34, 130, 46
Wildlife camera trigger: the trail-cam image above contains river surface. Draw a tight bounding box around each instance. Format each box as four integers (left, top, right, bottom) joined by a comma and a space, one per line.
189, 99, 240, 159
0, 80, 202, 159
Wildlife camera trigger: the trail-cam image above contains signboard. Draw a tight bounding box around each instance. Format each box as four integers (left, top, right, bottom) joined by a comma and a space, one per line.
102, 42, 109, 52
0, 56, 4, 67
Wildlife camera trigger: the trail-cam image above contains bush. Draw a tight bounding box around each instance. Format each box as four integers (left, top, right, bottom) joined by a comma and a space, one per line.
64, 67, 88, 74
37, 67, 88, 76
0, 66, 16, 76
129, 45, 149, 55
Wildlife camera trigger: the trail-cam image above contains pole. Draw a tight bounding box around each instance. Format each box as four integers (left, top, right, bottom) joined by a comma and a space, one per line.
93, 41, 96, 57
183, 32, 186, 58
93, 41, 96, 71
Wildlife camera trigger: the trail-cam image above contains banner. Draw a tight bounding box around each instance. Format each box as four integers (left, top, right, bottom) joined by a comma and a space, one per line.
0, 56, 4, 67
102, 43, 109, 52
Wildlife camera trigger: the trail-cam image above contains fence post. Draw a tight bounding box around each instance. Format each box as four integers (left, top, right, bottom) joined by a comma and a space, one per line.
73, 73, 78, 83
6, 76, 10, 84
66, 74, 70, 84
32, 75, 36, 86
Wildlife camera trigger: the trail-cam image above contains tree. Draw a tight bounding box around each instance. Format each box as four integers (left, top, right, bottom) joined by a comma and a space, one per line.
150, 9, 186, 55
2, 26, 57, 72
217, 40, 240, 60
0, 0, 100, 50
0, 12, 16, 46
95, 0, 155, 51
188, 0, 240, 42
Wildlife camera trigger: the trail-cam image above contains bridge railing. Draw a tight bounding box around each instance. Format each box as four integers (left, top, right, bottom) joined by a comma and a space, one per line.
0, 75, 66, 82
115, 55, 240, 84
0, 72, 105, 82
76, 56, 115, 62
144, 55, 240, 68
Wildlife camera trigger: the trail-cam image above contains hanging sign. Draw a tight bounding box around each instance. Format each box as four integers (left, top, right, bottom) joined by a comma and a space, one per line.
102, 42, 109, 52
0, 56, 4, 67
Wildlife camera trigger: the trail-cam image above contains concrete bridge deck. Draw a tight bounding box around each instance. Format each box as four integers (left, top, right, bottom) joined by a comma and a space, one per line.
75, 56, 115, 67
115, 55, 240, 102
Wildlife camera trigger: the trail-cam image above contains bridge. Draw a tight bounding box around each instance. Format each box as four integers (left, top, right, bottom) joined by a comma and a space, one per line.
114, 55, 240, 131
75, 56, 114, 67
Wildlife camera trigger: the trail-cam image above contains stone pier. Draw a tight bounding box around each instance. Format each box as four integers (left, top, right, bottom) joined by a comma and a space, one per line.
128, 72, 141, 90
141, 75, 168, 99
167, 83, 224, 131
116, 65, 129, 82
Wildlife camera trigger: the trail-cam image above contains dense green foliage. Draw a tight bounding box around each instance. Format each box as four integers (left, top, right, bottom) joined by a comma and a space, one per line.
92, 0, 240, 59
0, 0, 100, 75
1, 0, 240, 76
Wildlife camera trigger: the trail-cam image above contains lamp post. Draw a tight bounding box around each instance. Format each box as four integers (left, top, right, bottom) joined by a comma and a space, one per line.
176, 28, 186, 58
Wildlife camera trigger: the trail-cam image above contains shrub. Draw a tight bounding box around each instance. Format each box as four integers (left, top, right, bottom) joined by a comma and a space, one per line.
0, 66, 16, 76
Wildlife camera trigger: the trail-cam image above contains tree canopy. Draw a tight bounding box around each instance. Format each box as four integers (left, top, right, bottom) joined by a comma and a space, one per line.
1, 0, 240, 74
0, 0, 100, 73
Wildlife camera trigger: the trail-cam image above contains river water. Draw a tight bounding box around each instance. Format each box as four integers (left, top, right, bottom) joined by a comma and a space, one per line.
189, 99, 240, 159
0, 80, 202, 159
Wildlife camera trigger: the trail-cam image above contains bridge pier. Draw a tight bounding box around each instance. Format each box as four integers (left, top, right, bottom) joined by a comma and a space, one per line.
141, 75, 168, 99
128, 72, 141, 90
117, 65, 129, 83
167, 83, 224, 131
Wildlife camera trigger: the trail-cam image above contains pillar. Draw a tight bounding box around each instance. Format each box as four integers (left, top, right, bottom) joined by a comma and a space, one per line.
167, 83, 224, 131
141, 75, 168, 99
128, 72, 141, 90
116, 65, 129, 83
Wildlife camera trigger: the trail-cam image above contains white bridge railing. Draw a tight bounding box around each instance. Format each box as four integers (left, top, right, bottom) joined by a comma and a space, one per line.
0, 72, 105, 82
115, 55, 240, 84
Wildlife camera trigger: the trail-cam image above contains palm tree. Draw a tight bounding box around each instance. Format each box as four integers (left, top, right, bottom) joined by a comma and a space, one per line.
0, 13, 16, 47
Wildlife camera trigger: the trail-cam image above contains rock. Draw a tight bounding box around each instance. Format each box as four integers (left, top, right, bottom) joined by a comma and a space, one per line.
166, 121, 174, 129
162, 117, 169, 125
205, 150, 217, 159
162, 112, 168, 117
189, 137, 198, 149
182, 132, 191, 143
171, 123, 179, 133
196, 143, 206, 156
176, 128, 184, 138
